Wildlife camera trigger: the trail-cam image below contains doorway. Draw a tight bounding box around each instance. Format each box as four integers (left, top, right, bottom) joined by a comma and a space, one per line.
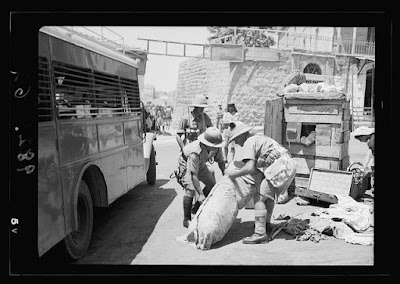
364, 68, 374, 109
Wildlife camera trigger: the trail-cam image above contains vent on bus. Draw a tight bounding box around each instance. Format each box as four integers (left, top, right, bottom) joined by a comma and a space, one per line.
53, 61, 141, 119
38, 56, 53, 122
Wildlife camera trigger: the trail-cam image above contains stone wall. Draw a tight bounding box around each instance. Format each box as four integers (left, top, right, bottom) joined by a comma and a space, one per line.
171, 50, 371, 131
225, 59, 290, 126
172, 52, 292, 129
172, 58, 229, 129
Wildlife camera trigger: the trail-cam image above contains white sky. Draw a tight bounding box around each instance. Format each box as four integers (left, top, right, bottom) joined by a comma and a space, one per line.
105, 26, 212, 92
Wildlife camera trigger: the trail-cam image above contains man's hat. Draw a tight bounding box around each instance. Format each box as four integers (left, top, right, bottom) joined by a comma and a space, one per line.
353, 126, 374, 137
228, 121, 254, 143
190, 94, 209, 108
227, 101, 237, 112
198, 127, 225, 148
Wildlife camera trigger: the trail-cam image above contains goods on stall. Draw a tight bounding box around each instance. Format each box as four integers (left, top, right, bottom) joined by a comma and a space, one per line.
298, 83, 319, 93
283, 70, 306, 87
282, 84, 300, 93
178, 162, 264, 250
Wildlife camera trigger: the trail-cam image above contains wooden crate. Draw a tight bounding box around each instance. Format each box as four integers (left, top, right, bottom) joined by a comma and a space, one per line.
284, 99, 350, 124
264, 97, 284, 144
283, 93, 350, 190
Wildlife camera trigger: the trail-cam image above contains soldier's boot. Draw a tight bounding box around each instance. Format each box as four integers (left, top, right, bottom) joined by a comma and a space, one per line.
192, 185, 212, 215
242, 209, 269, 244
191, 201, 201, 215
183, 196, 193, 228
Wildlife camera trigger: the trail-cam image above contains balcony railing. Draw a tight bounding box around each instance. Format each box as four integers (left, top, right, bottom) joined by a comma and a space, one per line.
210, 27, 375, 58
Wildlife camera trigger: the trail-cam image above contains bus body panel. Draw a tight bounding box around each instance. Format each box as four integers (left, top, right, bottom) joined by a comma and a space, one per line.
38, 27, 150, 258
58, 121, 99, 164
123, 118, 146, 190
38, 122, 66, 257
48, 32, 137, 80
125, 144, 146, 192
97, 121, 124, 152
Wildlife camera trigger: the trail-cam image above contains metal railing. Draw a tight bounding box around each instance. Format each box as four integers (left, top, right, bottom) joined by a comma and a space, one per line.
335, 38, 375, 57
65, 26, 127, 55
351, 106, 374, 128
210, 27, 375, 57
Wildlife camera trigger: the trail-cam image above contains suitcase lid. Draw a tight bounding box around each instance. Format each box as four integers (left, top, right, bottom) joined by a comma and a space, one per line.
308, 167, 353, 196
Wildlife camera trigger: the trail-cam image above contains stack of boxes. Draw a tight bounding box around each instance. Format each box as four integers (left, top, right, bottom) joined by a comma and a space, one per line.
282, 92, 351, 190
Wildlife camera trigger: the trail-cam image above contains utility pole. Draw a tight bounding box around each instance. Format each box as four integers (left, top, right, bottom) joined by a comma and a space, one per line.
351, 27, 357, 55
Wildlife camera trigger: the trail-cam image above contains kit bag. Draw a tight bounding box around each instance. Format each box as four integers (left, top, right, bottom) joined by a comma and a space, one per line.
264, 154, 297, 188
170, 154, 188, 188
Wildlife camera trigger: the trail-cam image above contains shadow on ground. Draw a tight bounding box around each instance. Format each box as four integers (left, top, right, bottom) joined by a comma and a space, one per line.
38, 179, 177, 267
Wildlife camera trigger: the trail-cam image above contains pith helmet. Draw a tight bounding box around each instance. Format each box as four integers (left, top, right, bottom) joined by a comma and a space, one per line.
190, 94, 209, 108
228, 121, 254, 143
354, 126, 374, 137
198, 127, 225, 148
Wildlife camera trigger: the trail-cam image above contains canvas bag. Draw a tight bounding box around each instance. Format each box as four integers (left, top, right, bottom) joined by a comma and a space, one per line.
170, 154, 188, 188
264, 153, 297, 188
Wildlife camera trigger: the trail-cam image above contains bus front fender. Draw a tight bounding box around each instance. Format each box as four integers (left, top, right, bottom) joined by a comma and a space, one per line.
143, 132, 156, 172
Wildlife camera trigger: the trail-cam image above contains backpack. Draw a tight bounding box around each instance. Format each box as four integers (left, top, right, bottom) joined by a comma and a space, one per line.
170, 153, 188, 189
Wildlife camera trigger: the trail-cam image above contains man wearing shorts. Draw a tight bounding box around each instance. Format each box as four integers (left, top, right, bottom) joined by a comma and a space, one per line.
226, 121, 297, 244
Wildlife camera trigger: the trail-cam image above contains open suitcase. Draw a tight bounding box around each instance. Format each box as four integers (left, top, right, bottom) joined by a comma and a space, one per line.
295, 168, 354, 204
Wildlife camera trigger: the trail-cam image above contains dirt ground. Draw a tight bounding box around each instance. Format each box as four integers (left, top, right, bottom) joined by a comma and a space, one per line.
66, 131, 374, 268
129, 132, 374, 266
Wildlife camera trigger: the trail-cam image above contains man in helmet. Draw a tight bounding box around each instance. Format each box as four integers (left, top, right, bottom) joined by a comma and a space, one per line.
176, 94, 213, 151
226, 121, 297, 244
179, 127, 225, 228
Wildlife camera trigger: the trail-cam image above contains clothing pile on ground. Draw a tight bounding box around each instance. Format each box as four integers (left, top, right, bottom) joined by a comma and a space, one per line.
277, 195, 374, 246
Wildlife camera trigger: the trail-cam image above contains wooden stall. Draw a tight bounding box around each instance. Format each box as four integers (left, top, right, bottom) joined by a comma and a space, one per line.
281, 91, 351, 190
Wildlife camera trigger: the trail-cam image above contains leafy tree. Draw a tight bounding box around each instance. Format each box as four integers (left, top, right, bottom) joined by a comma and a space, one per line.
207, 26, 276, 48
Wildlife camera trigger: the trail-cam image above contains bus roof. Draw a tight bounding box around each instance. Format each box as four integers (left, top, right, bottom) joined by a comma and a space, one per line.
39, 26, 139, 69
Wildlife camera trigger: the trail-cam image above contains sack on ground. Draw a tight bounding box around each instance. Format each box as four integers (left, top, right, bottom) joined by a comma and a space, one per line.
179, 162, 264, 250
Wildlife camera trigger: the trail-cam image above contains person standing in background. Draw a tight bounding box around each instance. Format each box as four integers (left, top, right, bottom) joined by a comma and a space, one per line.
155, 108, 164, 134
216, 104, 224, 131
353, 126, 375, 191
175, 94, 213, 151
221, 102, 241, 164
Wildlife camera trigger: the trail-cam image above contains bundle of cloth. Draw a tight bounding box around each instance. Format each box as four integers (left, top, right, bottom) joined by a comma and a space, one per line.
177, 161, 264, 250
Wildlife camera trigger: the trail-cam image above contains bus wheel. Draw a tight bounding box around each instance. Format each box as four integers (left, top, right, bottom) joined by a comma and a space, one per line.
147, 146, 156, 185
64, 179, 93, 261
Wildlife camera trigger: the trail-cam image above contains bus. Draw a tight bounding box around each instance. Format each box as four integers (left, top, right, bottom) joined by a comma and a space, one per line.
38, 26, 157, 261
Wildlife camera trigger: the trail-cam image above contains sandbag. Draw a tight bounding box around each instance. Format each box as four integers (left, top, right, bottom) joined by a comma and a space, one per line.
179, 163, 264, 250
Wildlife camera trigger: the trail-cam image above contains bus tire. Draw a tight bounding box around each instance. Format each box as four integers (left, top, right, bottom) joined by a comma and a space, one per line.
147, 146, 156, 185
63, 179, 93, 261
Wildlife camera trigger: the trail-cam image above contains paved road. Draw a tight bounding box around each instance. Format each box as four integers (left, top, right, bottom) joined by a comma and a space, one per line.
74, 132, 374, 266
40, 131, 373, 268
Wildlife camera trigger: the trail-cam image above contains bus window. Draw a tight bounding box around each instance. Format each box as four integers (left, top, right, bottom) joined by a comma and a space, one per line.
38, 56, 53, 122
53, 62, 95, 119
